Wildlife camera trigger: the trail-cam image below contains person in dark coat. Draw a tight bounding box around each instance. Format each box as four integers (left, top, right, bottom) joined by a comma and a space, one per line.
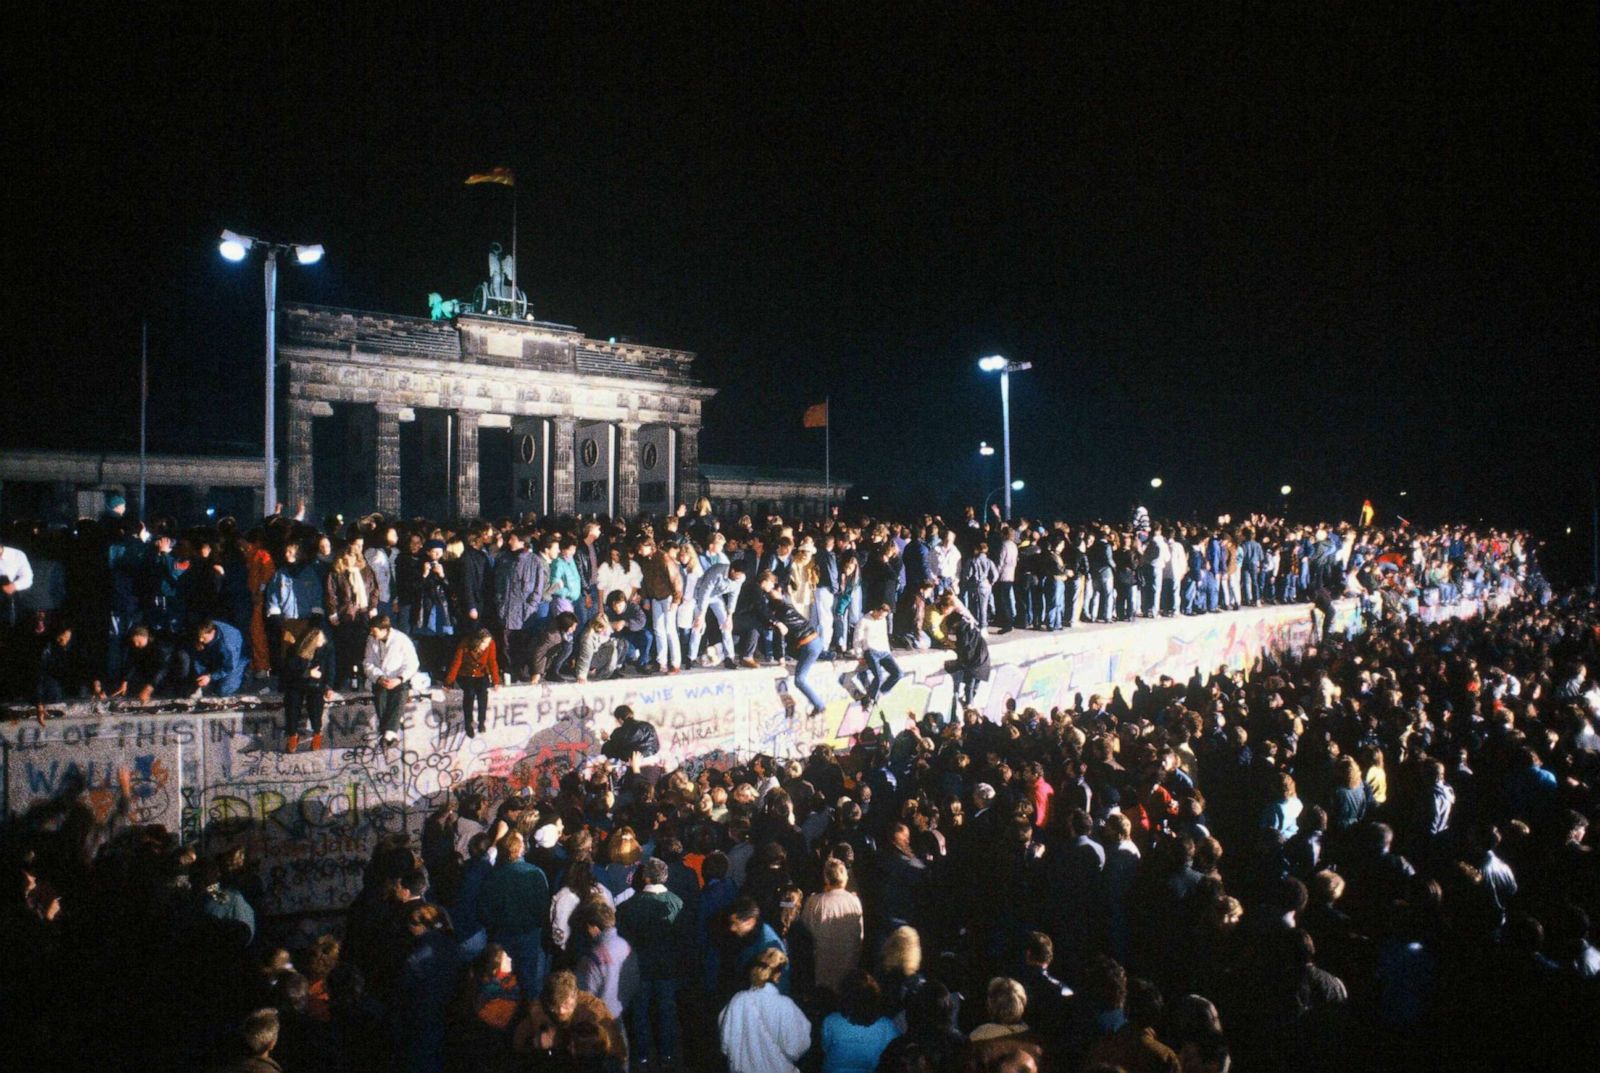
108, 625, 173, 702
602, 705, 660, 766
282, 626, 336, 752
943, 612, 991, 718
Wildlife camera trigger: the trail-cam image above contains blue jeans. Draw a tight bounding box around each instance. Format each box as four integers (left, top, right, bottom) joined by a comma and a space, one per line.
1093, 568, 1114, 621
627, 977, 680, 1063
649, 597, 682, 669
1045, 579, 1065, 628
790, 635, 825, 711
691, 598, 734, 663
620, 628, 654, 668
834, 589, 862, 652
1182, 575, 1201, 615
858, 648, 903, 701
813, 588, 835, 652
995, 581, 1017, 627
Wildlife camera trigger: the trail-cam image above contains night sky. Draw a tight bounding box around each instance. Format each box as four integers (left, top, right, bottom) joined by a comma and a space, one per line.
6, 6, 1596, 564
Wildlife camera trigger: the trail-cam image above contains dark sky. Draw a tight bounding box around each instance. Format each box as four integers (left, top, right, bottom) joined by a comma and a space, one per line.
6, 5, 1596, 553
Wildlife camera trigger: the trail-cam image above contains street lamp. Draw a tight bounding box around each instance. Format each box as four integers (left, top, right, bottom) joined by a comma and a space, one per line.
978, 441, 995, 457
1150, 477, 1163, 489
983, 480, 1025, 516
978, 355, 1033, 518
219, 229, 325, 517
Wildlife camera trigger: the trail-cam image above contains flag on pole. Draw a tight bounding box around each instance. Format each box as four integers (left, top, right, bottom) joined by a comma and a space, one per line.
1360, 499, 1375, 527
803, 401, 829, 429
465, 167, 516, 187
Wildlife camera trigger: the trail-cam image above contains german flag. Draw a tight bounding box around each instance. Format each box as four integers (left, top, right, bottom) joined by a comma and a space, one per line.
465, 167, 515, 187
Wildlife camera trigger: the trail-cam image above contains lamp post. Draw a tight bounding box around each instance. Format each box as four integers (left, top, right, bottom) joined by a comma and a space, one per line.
978, 355, 1032, 519
984, 479, 1025, 516
219, 229, 324, 518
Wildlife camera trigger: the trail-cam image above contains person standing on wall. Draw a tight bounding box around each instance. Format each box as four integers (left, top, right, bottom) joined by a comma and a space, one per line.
445, 628, 500, 739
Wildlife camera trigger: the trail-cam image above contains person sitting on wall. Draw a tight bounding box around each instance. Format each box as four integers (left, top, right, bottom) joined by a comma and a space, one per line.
363, 615, 420, 747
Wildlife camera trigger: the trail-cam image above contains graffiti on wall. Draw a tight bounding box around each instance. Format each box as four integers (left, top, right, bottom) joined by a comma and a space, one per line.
3, 600, 1374, 916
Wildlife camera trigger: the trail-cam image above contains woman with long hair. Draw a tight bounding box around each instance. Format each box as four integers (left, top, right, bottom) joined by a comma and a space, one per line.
282, 625, 334, 753
325, 544, 378, 689
832, 553, 863, 659
550, 857, 614, 956
719, 947, 810, 1073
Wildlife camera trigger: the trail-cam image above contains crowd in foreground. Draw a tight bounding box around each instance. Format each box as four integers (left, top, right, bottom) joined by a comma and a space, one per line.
3, 533, 1598, 1071
0, 498, 1538, 737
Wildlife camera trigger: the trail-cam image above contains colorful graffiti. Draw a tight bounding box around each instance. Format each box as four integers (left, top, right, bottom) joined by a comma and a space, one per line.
3, 599, 1400, 916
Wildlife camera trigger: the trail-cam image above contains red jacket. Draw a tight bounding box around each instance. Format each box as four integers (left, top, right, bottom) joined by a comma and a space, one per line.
446, 640, 500, 686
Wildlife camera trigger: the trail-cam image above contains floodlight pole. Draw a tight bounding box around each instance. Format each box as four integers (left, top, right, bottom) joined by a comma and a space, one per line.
139, 320, 148, 521
999, 369, 1013, 519
979, 357, 1031, 519
263, 248, 279, 517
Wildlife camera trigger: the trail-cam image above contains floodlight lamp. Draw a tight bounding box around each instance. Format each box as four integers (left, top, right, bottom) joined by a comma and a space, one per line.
218, 230, 251, 262
978, 355, 1008, 373
293, 243, 325, 265
1010, 479, 1025, 491
979, 442, 995, 456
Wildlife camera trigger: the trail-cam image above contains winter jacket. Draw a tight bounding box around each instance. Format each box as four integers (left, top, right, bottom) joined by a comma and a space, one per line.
493, 549, 541, 631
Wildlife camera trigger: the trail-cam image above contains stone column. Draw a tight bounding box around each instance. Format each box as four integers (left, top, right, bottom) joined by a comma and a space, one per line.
676, 424, 700, 510
51, 481, 75, 525
552, 416, 577, 515
284, 398, 316, 517
452, 410, 480, 520
616, 421, 641, 518
375, 405, 401, 515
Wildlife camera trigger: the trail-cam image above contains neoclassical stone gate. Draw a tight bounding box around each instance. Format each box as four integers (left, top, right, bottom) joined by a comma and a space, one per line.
278, 304, 713, 520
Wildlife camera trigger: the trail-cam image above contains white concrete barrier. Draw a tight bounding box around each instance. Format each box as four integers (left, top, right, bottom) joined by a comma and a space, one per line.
2, 598, 1399, 916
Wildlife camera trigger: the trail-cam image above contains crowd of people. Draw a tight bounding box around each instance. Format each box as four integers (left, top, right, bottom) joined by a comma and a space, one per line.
2, 495, 1595, 1073
0, 497, 1540, 736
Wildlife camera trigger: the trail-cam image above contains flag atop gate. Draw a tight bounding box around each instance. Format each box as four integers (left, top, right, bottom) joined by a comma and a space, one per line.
465, 167, 515, 186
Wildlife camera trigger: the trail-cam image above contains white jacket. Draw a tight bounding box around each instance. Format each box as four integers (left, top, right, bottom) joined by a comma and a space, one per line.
363, 630, 420, 684
719, 984, 810, 1073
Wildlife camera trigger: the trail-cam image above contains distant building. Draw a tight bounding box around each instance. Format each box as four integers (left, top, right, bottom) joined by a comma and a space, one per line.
0, 449, 260, 525
278, 303, 714, 521
698, 464, 850, 522
1, 302, 843, 526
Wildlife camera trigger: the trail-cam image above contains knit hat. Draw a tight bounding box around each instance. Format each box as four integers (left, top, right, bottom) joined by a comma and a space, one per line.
106, 494, 126, 509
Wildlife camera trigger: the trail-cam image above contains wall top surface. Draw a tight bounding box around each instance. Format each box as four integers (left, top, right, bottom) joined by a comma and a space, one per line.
280, 303, 708, 391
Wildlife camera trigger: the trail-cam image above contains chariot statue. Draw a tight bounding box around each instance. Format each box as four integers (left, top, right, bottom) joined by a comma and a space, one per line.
474, 242, 529, 319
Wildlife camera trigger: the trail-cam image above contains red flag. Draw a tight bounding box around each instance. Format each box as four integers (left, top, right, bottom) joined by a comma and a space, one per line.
803, 401, 829, 429
465, 167, 515, 187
